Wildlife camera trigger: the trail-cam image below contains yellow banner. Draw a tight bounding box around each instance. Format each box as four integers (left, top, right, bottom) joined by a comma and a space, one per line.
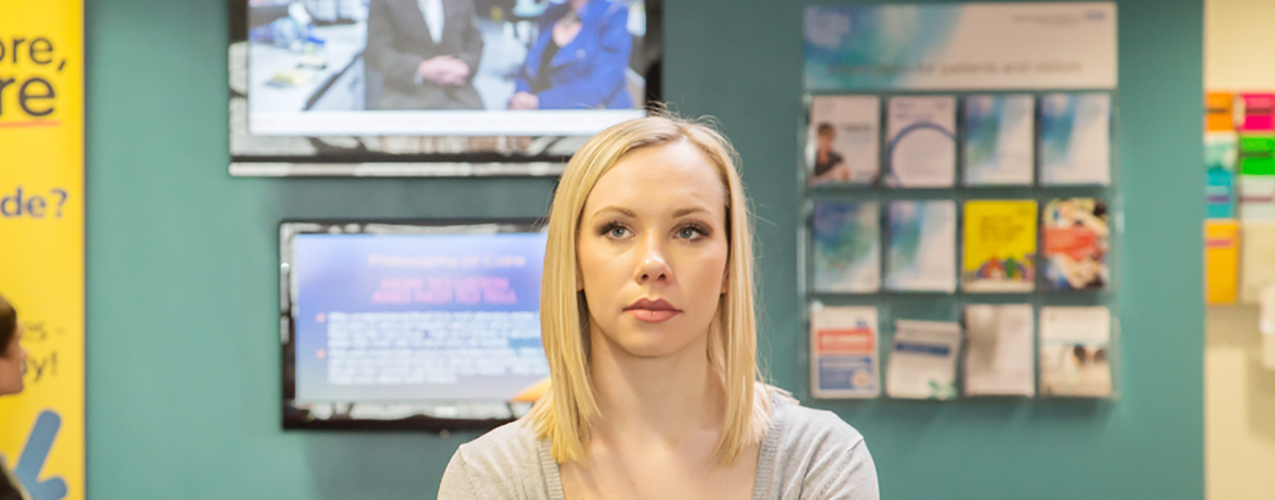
0, 1, 85, 499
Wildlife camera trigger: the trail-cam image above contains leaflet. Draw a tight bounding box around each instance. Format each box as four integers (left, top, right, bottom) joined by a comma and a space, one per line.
1039, 306, 1112, 398
963, 94, 1035, 186
886, 320, 961, 400
1042, 198, 1110, 290
886, 200, 957, 292
886, 96, 957, 188
811, 304, 880, 398
1240, 93, 1275, 132
964, 304, 1035, 397
1206, 92, 1234, 132
812, 201, 881, 293
1206, 132, 1238, 220
807, 95, 881, 187
962, 200, 1038, 292
1040, 93, 1112, 186
1238, 175, 1275, 221
1207, 168, 1236, 220
1205, 220, 1240, 305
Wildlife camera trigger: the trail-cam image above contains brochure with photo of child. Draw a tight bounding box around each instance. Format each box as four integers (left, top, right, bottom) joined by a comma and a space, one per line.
1042, 198, 1110, 291
807, 95, 881, 187
812, 201, 881, 293
886, 200, 957, 292
1039, 306, 1112, 397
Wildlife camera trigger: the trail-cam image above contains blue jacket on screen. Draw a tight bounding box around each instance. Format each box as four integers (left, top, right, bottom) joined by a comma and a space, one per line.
515, 0, 635, 110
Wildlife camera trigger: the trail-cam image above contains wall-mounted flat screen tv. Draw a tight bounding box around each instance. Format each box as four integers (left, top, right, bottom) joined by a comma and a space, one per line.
280, 221, 550, 430
231, 0, 662, 176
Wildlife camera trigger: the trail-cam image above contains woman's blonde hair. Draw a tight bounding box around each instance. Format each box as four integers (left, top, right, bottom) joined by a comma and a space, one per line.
528, 114, 772, 465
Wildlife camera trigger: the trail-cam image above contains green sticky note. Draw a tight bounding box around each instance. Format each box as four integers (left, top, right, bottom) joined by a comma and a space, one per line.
1239, 136, 1275, 154
1240, 155, 1275, 175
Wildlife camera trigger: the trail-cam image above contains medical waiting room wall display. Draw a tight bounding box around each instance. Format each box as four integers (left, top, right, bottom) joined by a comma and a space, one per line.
229, 0, 662, 176
800, 2, 1121, 401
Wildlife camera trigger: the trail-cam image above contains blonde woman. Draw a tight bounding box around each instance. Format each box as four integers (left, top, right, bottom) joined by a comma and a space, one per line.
438, 115, 879, 499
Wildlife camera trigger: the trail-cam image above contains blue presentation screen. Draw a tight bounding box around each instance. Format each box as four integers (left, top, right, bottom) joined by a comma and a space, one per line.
283, 224, 550, 427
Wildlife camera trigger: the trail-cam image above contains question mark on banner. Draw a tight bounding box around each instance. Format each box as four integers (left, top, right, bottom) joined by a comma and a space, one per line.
49, 189, 67, 218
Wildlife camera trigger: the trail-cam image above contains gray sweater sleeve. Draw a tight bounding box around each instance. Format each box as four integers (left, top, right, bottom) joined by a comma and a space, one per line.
436, 420, 554, 499
437, 449, 480, 499
804, 437, 879, 499
761, 400, 880, 500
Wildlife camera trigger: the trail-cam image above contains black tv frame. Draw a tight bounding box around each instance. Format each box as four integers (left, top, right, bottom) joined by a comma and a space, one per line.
279, 218, 548, 431
230, 0, 663, 177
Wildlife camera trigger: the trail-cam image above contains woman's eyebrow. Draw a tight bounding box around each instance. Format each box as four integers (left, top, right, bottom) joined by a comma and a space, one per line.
672, 207, 710, 218
591, 206, 637, 220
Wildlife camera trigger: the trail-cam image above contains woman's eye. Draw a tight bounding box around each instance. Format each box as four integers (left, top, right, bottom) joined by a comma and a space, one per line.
607, 226, 631, 238
677, 227, 704, 239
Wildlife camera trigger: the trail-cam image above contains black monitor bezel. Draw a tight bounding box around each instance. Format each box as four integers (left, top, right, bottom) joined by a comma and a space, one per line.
279, 218, 548, 432
230, 0, 663, 176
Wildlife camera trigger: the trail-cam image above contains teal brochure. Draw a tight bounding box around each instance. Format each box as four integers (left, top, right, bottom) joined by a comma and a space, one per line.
963, 95, 1034, 186
886, 201, 956, 292
812, 201, 881, 293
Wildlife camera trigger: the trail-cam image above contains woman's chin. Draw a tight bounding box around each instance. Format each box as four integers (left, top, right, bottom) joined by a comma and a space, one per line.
611, 330, 698, 359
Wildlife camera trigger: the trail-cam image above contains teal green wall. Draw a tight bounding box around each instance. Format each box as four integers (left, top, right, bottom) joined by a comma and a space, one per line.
87, 0, 1203, 498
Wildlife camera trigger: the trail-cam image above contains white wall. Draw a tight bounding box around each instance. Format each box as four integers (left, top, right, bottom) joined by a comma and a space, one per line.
1205, 2, 1275, 499
1207, 0, 1275, 90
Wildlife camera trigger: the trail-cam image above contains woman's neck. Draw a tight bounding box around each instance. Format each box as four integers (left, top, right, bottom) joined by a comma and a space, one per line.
568, 0, 589, 12
587, 327, 725, 444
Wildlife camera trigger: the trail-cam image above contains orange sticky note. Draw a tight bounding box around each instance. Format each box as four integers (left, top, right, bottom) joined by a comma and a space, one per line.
1207, 92, 1235, 132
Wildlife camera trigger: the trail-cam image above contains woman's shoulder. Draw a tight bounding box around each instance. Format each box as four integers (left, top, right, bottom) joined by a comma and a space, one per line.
452, 418, 543, 470
768, 392, 866, 446
439, 419, 553, 498
758, 389, 880, 499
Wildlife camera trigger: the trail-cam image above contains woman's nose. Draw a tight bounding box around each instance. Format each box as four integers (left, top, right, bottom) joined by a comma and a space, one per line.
636, 236, 672, 284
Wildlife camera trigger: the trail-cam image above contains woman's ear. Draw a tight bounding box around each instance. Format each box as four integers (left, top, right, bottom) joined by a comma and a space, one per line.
721, 267, 729, 294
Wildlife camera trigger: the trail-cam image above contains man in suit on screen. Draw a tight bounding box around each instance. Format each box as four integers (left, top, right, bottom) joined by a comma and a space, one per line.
365, 0, 485, 110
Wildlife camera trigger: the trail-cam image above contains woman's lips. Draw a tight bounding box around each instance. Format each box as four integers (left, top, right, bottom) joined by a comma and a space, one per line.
625, 298, 681, 323
627, 308, 680, 323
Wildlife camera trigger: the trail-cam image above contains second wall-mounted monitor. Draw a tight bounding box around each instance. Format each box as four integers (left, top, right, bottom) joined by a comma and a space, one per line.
281, 220, 550, 430
231, 0, 662, 176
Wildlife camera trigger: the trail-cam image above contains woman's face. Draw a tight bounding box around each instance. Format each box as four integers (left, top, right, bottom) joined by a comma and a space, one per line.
577, 141, 730, 359
0, 324, 27, 396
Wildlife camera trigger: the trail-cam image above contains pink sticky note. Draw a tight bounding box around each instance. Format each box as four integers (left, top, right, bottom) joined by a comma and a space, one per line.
1241, 93, 1275, 131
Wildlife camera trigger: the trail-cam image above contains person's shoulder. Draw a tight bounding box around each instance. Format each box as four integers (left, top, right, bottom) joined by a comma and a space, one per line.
441, 419, 549, 498
542, 3, 571, 20
454, 418, 542, 470
769, 392, 866, 453
582, 0, 628, 22
763, 392, 880, 499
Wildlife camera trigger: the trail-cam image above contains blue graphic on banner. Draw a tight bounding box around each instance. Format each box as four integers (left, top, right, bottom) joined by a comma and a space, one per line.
13, 411, 67, 500
804, 5, 961, 91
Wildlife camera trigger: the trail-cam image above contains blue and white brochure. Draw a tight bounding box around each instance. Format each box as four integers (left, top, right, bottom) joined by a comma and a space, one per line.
963, 94, 1035, 186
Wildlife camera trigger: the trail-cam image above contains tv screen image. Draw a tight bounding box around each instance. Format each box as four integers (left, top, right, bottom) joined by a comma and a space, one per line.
230, 0, 662, 175
281, 221, 550, 429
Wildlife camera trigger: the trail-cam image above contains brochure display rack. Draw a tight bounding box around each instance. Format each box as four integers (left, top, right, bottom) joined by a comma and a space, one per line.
800, 3, 1120, 401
